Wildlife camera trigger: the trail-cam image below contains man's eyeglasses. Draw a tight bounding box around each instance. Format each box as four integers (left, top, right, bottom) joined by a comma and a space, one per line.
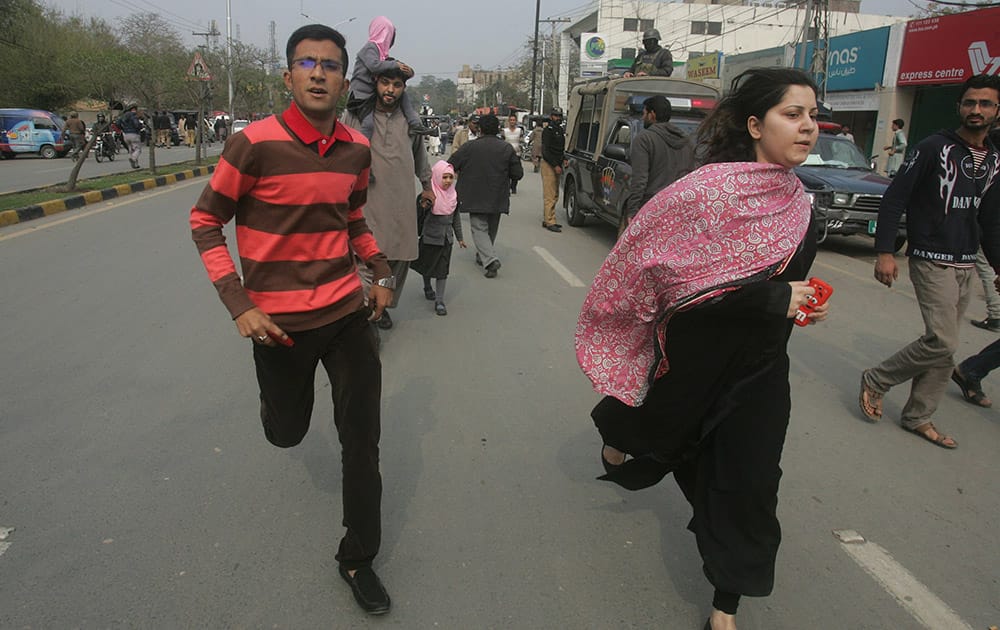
291, 57, 343, 74
960, 99, 999, 110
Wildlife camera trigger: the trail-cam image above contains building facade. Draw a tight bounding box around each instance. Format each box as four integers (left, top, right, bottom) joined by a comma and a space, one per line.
559, 0, 901, 111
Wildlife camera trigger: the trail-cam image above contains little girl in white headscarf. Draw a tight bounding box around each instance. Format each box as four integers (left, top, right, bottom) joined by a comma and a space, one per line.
411, 161, 465, 316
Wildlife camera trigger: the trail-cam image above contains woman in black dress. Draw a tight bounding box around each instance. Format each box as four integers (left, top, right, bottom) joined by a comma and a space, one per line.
576, 68, 829, 630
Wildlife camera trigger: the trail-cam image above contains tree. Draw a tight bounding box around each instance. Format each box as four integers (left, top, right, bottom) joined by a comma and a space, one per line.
409, 75, 460, 115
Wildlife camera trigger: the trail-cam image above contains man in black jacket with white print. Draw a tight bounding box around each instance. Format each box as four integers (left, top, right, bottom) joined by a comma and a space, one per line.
860, 74, 1000, 449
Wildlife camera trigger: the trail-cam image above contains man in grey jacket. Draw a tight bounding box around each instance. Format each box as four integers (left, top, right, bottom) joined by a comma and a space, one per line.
624, 95, 695, 230
448, 114, 523, 278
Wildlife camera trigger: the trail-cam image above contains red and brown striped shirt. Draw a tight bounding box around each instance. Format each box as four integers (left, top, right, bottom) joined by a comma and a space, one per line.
190, 103, 390, 332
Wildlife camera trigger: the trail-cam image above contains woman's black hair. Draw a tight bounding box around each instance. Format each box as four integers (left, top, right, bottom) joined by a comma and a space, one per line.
696, 67, 817, 165
286, 24, 348, 72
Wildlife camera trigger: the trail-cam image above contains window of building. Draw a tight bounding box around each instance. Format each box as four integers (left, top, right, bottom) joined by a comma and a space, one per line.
640, 19, 654, 32
623, 18, 638, 31
621, 47, 636, 60
690, 21, 722, 35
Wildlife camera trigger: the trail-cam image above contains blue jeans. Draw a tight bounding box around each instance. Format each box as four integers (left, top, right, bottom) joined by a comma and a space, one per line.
958, 338, 1000, 382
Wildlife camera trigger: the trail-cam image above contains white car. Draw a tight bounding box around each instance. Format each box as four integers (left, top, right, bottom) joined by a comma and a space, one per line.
231, 119, 250, 134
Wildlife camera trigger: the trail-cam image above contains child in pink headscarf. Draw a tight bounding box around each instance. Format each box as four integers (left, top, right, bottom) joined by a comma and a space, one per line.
411, 161, 465, 316
346, 16, 428, 139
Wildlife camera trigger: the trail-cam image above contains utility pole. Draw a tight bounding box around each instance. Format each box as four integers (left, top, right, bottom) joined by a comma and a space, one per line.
530, 0, 541, 115
811, 0, 831, 101
796, 0, 814, 71
537, 18, 571, 115
226, 0, 234, 132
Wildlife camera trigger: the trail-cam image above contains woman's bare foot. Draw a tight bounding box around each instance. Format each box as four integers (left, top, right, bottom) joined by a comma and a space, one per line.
601, 445, 625, 466
708, 609, 737, 630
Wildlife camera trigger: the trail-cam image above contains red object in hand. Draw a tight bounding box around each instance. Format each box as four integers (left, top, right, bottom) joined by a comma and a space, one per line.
268, 330, 295, 347
794, 277, 833, 327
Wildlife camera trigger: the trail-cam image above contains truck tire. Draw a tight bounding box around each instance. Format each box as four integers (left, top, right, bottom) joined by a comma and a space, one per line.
39, 145, 57, 159
565, 184, 585, 227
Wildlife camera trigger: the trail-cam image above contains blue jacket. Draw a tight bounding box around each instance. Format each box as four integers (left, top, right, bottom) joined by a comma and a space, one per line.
875, 128, 1000, 266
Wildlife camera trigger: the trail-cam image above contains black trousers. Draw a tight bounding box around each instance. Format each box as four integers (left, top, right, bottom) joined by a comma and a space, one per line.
252, 310, 383, 570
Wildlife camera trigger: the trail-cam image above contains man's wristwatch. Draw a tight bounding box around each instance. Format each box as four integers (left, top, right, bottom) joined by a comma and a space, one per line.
375, 276, 396, 290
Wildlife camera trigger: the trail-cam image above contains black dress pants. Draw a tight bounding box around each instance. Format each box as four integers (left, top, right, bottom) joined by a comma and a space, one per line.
252, 309, 382, 570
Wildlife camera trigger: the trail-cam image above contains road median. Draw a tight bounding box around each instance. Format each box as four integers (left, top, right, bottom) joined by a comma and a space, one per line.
0, 160, 218, 227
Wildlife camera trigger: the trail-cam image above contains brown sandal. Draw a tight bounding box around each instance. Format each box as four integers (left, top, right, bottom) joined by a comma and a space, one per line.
905, 422, 957, 449
859, 372, 883, 422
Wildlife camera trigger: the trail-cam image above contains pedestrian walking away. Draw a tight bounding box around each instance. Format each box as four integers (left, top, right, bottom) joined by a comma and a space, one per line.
341, 65, 434, 331
448, 114, 522, 279
860, 74, 1000, 449
411, 161, 466, 315
189, 23, 394, 616
539, 107, 566, 232
576, 68, 827, 630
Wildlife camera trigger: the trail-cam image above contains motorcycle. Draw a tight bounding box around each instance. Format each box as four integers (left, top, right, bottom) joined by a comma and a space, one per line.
93, 132, 116, 162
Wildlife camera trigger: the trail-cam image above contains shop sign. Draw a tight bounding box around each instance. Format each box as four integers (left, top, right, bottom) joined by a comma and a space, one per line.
897, 7, 1000, 86
823, 90, 880, 112
795, 27, 890, 92
720, 45, 794, 91
580, 33, 609, 77
687, 52, 721, 81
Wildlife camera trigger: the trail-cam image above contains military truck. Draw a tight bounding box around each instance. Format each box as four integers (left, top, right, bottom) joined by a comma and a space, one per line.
561, 76, 719, 231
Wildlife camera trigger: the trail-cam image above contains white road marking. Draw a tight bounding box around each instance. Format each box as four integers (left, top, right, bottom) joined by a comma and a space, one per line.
0, 526, 13, 559
835, 530, 973, 630
0, 178, 205, 242
533, 246, 585, 287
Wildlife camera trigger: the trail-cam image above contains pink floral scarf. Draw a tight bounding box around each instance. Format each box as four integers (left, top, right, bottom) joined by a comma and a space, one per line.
575, 162, 811, 407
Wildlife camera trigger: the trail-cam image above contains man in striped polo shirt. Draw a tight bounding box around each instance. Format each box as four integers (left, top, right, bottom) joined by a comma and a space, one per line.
190, 24, 394, 615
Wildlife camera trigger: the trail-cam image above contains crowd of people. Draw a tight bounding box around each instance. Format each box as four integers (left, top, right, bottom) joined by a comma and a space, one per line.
187, 16, 1000, 630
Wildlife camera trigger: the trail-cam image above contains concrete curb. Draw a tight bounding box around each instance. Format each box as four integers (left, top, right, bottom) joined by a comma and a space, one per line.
0, 164, 217, 228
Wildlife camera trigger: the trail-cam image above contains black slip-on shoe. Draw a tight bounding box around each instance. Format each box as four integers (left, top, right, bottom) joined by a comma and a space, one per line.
971, 317, 1000, 332
339, 565, 391, 615
543, 223, 562, 232
484, 260, 501, 278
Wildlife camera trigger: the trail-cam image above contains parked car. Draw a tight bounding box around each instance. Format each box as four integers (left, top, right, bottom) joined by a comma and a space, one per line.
796, 133, 905, 251
561, 75, 719, 231
0, 108, 68, 159
231, 119, 250, 134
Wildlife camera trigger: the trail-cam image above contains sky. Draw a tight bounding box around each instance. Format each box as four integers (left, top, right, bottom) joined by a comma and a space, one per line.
47, 0, 923, 81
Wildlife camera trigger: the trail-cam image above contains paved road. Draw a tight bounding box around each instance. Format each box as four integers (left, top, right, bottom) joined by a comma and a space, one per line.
0, 164, 997, 628
0, 141, 224, 195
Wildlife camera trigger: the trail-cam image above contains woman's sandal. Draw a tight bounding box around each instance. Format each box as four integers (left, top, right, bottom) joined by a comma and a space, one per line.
905, 422, 957, 449
950, 368, 992, 407
858, 372, 883, 422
